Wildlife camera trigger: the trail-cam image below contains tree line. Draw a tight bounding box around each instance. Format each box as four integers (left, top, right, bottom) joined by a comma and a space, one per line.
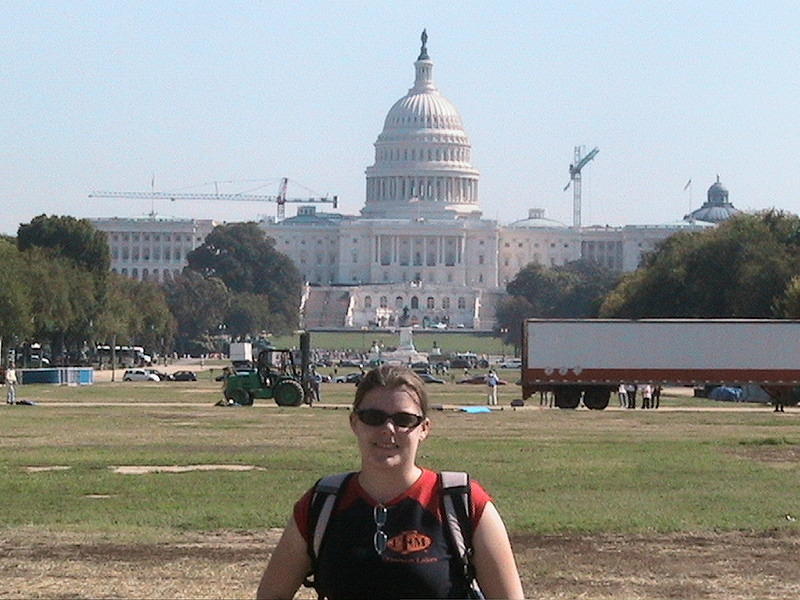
0, 216, 302, 364
5, 210, 799, 365
495, 210, 800, 348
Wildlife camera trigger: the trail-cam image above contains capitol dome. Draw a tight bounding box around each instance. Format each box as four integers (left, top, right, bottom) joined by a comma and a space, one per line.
509, 208, 568, 229
684, 176, 740, 224
362, 31, 480, 219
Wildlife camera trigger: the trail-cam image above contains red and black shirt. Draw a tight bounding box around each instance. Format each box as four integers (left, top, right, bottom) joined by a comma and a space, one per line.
294, 468, 491, 600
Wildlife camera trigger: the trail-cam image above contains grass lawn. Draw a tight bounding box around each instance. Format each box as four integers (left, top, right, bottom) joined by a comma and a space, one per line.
2, 380, 797, 538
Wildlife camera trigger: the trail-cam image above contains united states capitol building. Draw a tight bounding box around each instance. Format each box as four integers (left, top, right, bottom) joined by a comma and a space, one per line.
258, 33, 737, 330
93, 33, 739, 331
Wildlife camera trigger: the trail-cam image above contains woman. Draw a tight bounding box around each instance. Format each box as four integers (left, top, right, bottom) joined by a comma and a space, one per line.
257, 365, 524, 599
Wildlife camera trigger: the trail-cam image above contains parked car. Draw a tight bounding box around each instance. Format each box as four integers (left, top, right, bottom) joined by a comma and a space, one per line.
418, 373, 445, 384
338, 359, 363, 368
145, 368, 172, 381
335, 372, 364, 384
122, 368, 159, 382
497, 358, 522, 369
457, 374, 508, 385
171, 370, 197, 382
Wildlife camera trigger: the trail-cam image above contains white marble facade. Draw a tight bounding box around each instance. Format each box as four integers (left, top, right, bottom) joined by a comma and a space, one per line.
91, 216, 216, 283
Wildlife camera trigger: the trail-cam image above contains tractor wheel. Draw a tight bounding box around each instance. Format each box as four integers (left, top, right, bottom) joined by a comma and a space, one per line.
274, 379, 305, 407
554, 387, 581, 409
227, 388, 250, 406
583, 387, 610, 410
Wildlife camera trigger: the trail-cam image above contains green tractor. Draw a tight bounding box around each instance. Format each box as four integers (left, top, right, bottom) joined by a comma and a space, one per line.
221, 347, 306, 407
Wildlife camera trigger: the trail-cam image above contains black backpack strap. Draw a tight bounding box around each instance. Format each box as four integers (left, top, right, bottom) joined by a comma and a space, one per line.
304, 471, 355, 591
440, 471, 484, 599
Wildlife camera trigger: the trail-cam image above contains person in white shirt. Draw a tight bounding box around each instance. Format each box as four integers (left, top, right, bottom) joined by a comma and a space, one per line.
618, 383, 627, 408
485, 369, 499, 406
6, 367, 17, 404
642, 384, 653, 410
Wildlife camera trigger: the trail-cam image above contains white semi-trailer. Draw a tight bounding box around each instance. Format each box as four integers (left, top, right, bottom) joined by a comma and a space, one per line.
521, 319, 800, 409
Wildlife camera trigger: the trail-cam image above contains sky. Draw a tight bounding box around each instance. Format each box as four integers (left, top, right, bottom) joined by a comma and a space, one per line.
3, 1, 800, 235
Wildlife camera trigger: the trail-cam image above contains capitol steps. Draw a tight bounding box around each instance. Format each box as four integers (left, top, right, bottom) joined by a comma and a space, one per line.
302, 287, 352, 328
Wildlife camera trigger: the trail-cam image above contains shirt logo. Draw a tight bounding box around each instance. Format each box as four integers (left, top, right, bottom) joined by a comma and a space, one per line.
387, 530, 433, 554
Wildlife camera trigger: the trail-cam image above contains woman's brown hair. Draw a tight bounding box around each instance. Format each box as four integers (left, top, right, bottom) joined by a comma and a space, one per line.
353, 365, 429, 416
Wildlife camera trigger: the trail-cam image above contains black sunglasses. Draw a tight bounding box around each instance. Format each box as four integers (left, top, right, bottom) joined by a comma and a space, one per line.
356, 409, 425, 429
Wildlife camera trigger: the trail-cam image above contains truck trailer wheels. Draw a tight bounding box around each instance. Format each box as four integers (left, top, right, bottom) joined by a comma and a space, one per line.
583, 387, 611, 410
552, 386, 611, 409
554, 388, 581, 409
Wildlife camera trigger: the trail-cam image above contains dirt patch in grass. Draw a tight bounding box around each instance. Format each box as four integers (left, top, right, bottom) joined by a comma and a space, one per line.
515, 529, 800, 599
24, 466, 72, 473
727, 443, 800, 464
110, 465, 266, 475
2, 528, 799, 599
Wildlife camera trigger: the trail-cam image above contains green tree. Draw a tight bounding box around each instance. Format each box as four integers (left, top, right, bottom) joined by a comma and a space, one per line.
493, 296, 534, 349
17, 214, 110, 278
225, 292, 273, 339
22, 248, 98, 359
16, 215, 112, 360
600, 211, 800, 318
94, 273, 139, 345
164, 271, 231, 353
0, 239, 32, 358
128, 279, 176, 355
496, 259, 618, 348
186, 222, 302, 332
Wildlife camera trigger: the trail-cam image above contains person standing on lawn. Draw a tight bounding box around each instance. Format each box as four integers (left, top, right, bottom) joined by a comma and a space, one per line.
485, 369, 499, 406
257, 365, 524, 600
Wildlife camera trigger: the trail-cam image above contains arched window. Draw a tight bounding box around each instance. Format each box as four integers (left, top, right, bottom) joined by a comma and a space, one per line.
364, 296, 372, 309
426, 297, 435, 309
395, 296, 403, 307
411, 296, 419, 309
379, 296, 387, 308
442, 297, 450, 310
457, 297, 466, 310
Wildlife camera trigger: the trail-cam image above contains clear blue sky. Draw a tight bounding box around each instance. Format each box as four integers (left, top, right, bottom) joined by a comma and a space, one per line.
3, 1, 799, 235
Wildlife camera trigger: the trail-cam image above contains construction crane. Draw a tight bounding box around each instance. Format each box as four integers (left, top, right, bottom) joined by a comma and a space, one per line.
563, 146, 599, 227
89, 177, 338, 222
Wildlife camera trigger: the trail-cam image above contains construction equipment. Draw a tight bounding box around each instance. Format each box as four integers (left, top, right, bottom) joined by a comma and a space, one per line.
89, 177, 338, 222
563, 146, 599, 227
219, 331, 314, 407
220, 347, 306, 406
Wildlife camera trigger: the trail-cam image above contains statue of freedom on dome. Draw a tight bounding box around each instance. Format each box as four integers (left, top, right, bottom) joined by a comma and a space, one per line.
419, 29, 429, 60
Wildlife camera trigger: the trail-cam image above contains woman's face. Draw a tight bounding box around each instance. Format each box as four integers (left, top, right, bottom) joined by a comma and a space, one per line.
350, 385, 430, 472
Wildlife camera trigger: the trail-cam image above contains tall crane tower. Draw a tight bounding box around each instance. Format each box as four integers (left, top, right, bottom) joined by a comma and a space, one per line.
563, 146, 599, 227
89, 177, 338, 222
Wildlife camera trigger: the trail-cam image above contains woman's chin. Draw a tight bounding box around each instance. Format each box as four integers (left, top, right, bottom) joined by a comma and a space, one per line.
367, 450, 404, 469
